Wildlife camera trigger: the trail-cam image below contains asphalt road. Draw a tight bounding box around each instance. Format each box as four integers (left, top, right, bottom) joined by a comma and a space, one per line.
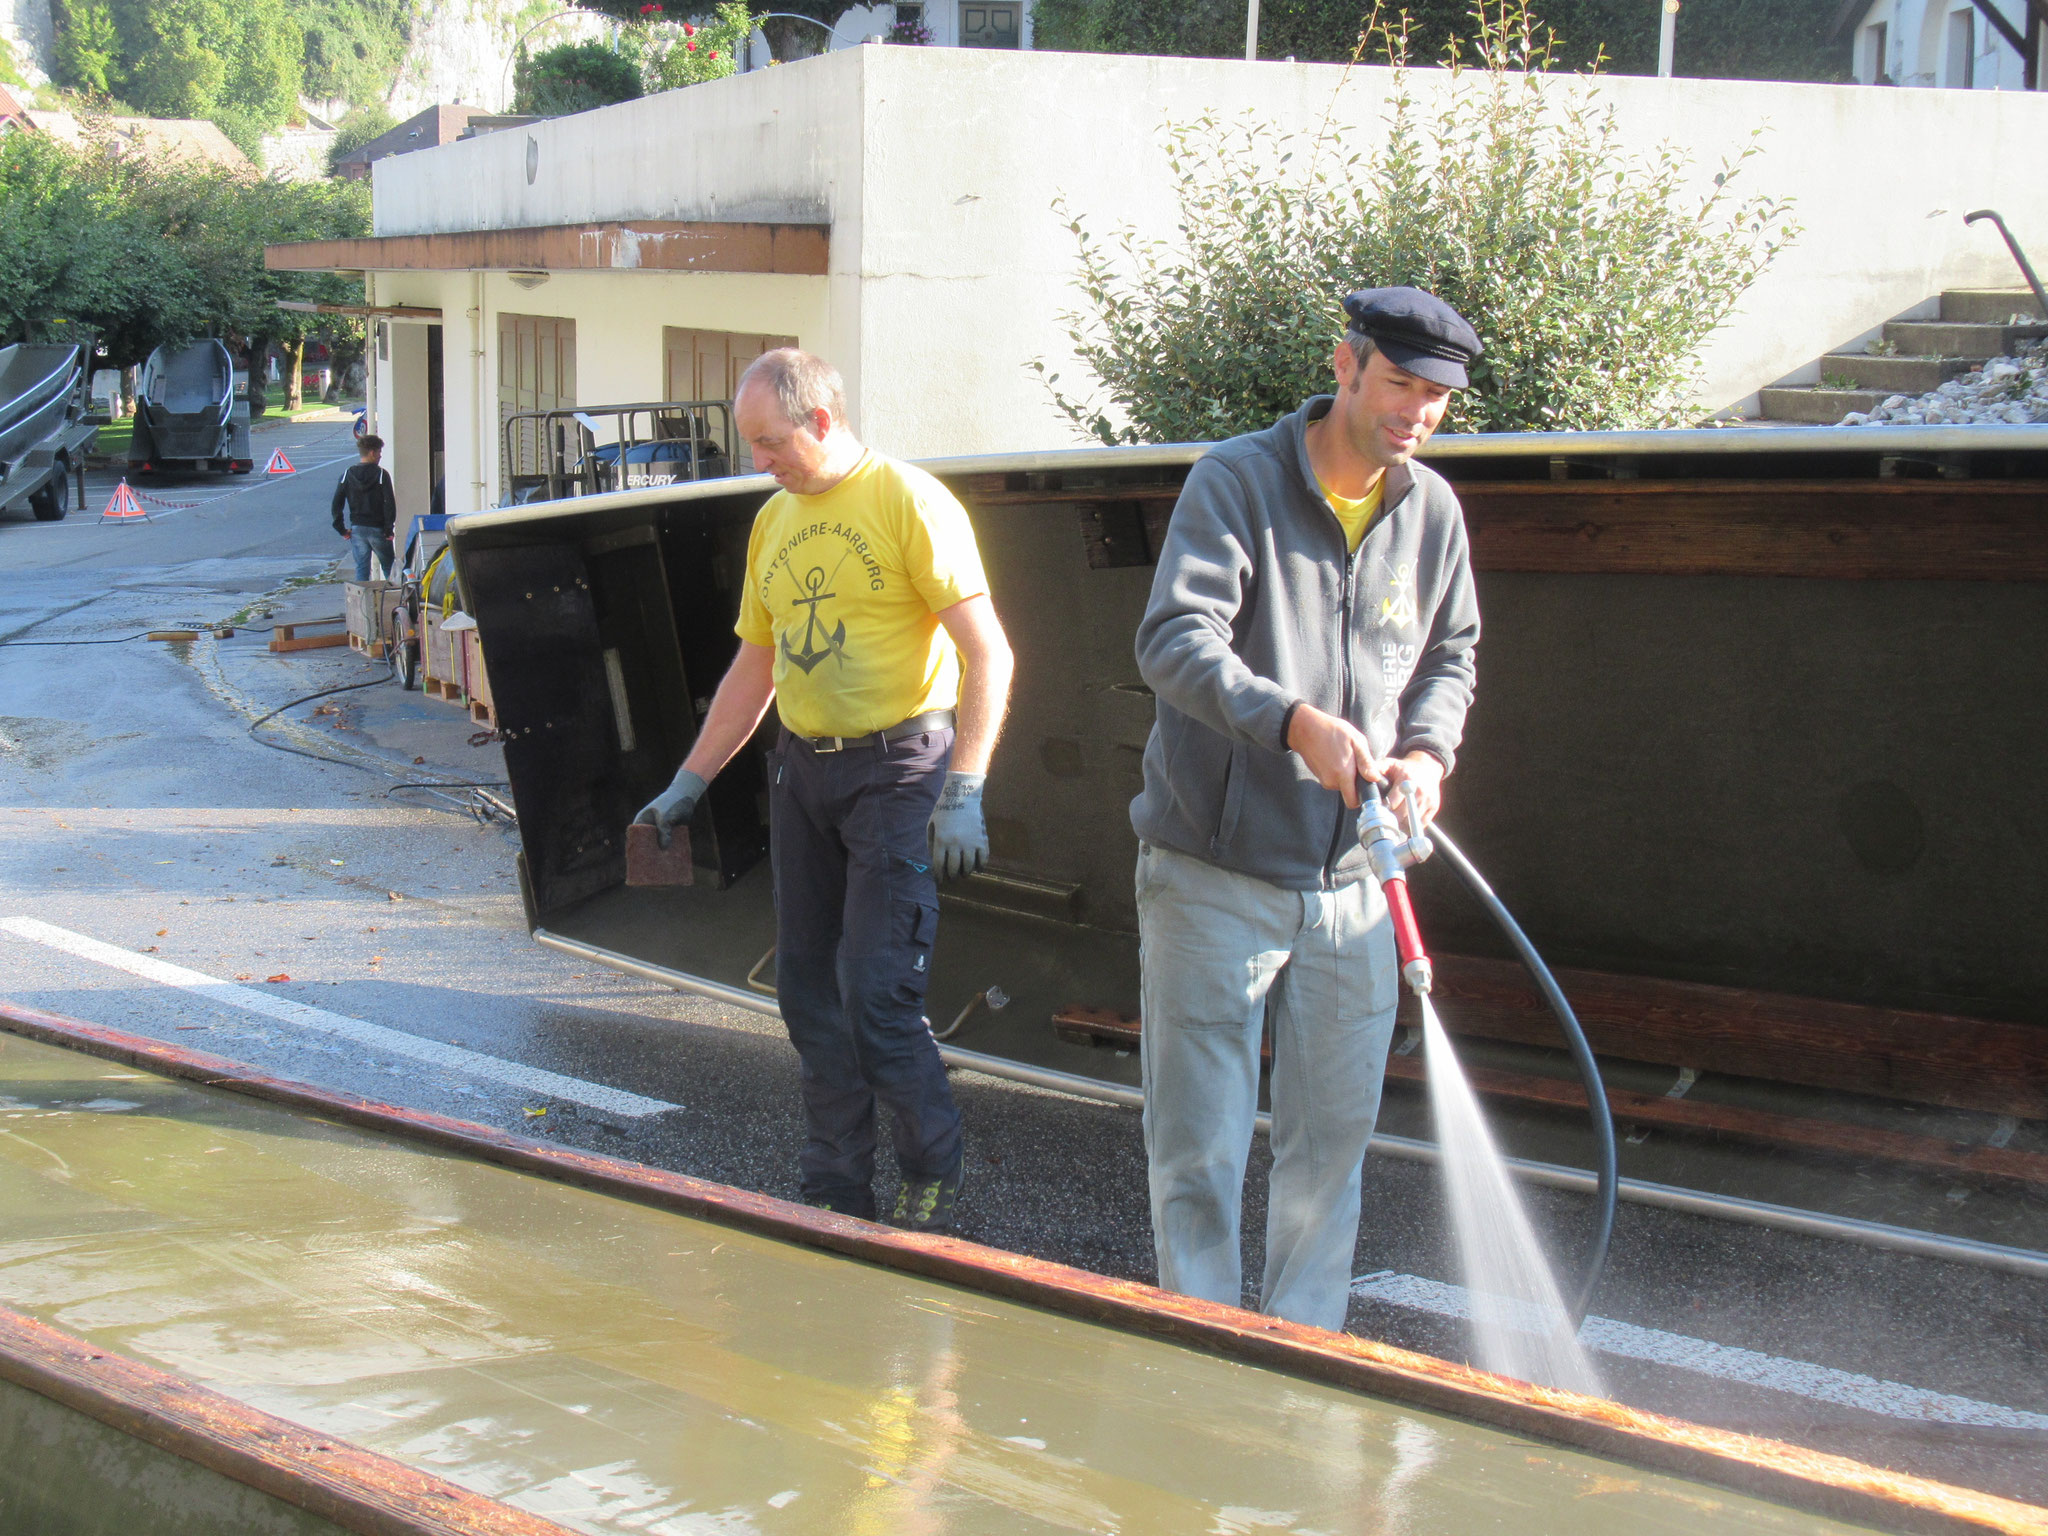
2, 425, 2044, 1508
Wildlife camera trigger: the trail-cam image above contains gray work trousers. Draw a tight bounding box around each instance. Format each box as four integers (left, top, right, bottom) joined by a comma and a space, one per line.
1136, 839, 1399, 1331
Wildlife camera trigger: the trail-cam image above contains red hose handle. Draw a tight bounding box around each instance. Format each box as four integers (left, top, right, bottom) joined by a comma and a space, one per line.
1381, 872, 1428, 971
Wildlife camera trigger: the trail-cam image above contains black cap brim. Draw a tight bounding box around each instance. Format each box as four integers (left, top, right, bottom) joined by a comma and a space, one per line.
1373, 337, 1469, 390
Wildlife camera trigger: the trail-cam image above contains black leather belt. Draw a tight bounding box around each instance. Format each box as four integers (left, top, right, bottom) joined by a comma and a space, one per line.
793, 709, 956, 754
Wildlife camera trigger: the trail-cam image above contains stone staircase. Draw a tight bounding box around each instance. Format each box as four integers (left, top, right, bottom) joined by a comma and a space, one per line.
1754, 289, 2048, 425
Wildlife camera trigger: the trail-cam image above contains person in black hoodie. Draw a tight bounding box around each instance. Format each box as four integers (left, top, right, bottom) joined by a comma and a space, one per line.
332, 434, 400, 581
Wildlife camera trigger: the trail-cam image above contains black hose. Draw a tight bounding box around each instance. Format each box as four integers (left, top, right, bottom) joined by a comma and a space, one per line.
1426, 823, 1618, 1325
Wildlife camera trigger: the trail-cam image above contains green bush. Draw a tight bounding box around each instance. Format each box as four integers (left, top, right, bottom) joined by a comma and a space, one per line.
514, 37, 645, 114
646, 2, 753, 89
1034, 4, 1798, 440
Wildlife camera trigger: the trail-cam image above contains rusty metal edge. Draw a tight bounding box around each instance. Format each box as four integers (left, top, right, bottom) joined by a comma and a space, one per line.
1, 999, 2043, 1536
0, 1301, 577, 1536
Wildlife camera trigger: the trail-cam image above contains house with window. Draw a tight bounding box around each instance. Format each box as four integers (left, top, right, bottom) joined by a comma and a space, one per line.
1840, 0, 2046, 88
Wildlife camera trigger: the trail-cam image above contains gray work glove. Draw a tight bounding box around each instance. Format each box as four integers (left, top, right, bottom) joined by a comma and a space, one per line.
927, 771, 988, 881
634, 767, 708, 849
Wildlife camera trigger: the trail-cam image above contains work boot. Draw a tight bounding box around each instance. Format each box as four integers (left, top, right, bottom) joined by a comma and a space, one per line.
888, 1160, 965, 1234
804, 1189, 876, 1222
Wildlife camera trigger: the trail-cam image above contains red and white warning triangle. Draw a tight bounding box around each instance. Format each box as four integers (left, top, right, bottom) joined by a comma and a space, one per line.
263, 448, 295, 474
99, 480, 149, 521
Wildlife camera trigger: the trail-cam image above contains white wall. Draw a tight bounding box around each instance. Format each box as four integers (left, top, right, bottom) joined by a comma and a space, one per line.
372, 46, 2048, 458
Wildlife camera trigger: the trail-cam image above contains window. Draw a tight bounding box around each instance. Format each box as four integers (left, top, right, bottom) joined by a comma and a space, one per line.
1945, 8, 1973, 88
663, 327, 798, 472
959, 1, 1019, 47
1865, 20, 1888, 82
497, 313, 576, 497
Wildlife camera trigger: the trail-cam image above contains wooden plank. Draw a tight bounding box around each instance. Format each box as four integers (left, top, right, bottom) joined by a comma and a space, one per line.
1428, 955, 2048, 1121
269, 621, 349, 654
1, 999, 2042, 1536
1455, 480, 2048, 580
1048, 1006, 2048, 1190
0, 1305, 578, 1536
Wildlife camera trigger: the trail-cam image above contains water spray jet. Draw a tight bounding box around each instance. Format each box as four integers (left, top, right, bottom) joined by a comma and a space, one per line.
1358, 779, 1620, 1334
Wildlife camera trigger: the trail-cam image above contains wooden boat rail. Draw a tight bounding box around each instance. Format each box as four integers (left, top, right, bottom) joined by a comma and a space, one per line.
2, 998, 2045, 1536
0, 1306, 579, 1536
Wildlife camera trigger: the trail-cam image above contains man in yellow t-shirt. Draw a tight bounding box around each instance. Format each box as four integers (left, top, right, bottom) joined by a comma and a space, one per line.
632, 349, 1014, 1234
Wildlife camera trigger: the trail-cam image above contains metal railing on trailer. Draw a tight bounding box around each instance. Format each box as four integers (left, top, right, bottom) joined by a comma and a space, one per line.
500, 399, 738, 506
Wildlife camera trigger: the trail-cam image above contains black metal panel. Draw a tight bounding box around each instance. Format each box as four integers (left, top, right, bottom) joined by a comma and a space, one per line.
462, 542, 622, 918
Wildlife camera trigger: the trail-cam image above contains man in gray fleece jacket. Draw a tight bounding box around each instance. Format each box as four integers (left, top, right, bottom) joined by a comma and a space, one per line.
1130, 287, 1482, 1330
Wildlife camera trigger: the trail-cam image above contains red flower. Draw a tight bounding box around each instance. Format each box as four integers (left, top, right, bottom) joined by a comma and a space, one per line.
682, 20, 695, 33
685, 39, 696, 48
708, 47, 718, 57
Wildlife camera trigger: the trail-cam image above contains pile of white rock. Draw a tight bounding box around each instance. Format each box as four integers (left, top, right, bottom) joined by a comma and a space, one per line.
1840, 339, 2048, 426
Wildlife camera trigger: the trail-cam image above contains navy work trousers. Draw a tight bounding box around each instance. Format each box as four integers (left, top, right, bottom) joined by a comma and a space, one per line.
770, 724, 963, 1215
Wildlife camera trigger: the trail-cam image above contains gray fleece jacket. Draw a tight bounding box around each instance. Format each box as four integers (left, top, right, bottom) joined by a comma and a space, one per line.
1129, 396, 1480, 890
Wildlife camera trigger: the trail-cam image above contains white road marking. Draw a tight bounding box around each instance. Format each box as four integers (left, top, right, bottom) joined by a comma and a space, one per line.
1, 915, 675, 1120
1351, 1270, 2048, 1431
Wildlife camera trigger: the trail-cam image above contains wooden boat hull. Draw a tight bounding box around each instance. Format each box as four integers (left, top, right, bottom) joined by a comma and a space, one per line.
447, 428, 2048, 1131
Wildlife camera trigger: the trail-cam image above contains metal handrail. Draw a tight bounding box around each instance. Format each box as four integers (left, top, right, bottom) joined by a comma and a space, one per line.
1964, 209, 2048, 324
500, 398, 738, 506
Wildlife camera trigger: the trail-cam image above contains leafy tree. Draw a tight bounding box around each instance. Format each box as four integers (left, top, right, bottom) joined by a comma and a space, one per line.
326, 101, 396, 175
513, 37, 645, 114
1032, 0, 1848, 81
1034, 4, 1798, 439
48, 0, 307, 157
0, 33, 26, 85
645, 2, 753, 88
0, 121, 369, 385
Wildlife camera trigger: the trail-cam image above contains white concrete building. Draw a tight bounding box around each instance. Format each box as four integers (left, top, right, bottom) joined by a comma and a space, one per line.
268, 46, 2048, 541
1844, 0, 2045, 88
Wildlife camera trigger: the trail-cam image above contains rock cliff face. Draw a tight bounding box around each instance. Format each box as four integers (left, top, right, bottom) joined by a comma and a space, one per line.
0, 0, 53, 86
388, 0, 609, 115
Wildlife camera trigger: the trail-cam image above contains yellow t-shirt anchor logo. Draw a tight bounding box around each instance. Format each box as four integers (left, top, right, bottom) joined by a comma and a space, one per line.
736, 452, 990, 739
783, 565, 848, 674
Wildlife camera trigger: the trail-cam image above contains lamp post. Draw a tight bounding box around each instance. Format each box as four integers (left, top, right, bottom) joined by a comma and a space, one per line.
1245, 0, 1259, 60
1657, 0, 1678, 76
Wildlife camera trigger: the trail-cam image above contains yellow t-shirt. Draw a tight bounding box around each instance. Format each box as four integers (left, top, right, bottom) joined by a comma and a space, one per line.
735, 452, 989, 739
1320, 476, 1386, 553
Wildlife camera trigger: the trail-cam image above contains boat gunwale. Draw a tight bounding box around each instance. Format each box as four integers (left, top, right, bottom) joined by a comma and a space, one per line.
0, 999, 2042, 1536
0, 1298, 579, 1536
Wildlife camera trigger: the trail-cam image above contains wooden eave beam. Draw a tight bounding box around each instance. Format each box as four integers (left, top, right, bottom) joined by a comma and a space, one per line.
1970, 0, 2030, 61
275, 300, 443, 319
264, 221, 830, 277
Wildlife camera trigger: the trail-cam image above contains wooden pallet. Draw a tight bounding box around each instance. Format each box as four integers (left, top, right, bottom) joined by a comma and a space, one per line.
423, 676, 466, 704
267, 618, 348, 654
1051, 1003, 2048, 1192
348, 633, 388, 660
468, 696, 496, 727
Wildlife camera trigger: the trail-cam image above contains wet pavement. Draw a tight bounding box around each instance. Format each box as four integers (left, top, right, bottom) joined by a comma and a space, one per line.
1, 423, 2043, 1509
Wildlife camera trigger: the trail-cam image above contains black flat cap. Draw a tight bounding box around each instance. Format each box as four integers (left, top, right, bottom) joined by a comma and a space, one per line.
1343, 287, 1482, 389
